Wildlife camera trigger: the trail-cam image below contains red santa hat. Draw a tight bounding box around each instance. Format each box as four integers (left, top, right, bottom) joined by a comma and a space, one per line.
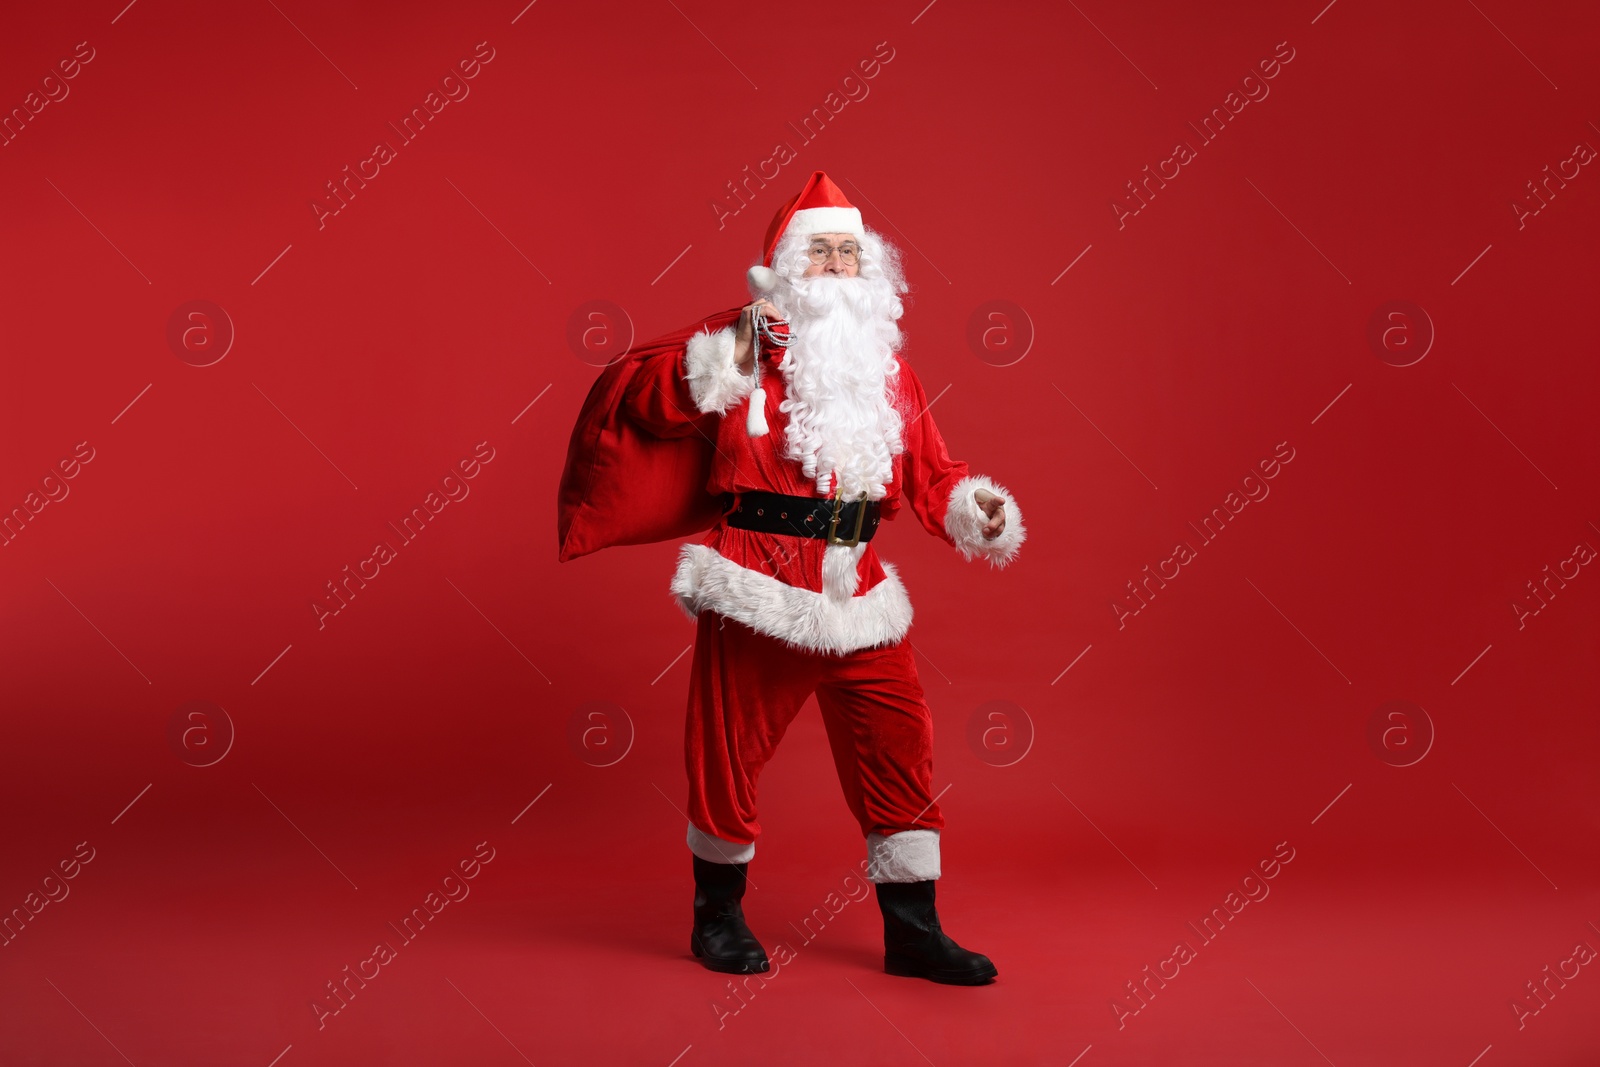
748, 170, 864, 293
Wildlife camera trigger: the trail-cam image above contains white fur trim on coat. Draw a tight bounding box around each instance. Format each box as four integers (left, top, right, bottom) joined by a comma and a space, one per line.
943, 475, 1026, 569
670, 543, 913, 656
687, 822, 755, 864
684, 325, 757, 416
866, 829, 941, 882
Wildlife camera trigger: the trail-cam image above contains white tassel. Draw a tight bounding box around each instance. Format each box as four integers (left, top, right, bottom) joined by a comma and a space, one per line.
747, 386, 768, 436
745, 356, 770, 436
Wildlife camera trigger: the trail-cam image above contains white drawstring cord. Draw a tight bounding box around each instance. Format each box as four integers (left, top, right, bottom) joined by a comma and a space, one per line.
744, 303, 791, 438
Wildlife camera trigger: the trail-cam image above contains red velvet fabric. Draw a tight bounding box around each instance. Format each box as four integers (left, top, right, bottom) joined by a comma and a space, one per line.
618, 327, 973, 600
558, 299, 977, 615
555, 305, 745, 562
682, 610, 945, 845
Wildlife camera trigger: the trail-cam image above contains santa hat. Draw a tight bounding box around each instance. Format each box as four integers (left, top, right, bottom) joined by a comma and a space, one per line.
747, 171, 864, 294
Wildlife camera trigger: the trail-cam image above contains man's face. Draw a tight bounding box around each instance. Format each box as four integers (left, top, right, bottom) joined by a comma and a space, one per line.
801, 232, 861, 278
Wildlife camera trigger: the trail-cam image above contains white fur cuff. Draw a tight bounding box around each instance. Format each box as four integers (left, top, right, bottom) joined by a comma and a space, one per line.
943, 474, 1026, 568
687, 822, 755, 864
866, 829, 941, 883
684, 325, 757, 415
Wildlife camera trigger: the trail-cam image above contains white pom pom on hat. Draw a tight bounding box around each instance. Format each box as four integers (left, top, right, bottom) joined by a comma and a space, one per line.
747, 265, 778, 294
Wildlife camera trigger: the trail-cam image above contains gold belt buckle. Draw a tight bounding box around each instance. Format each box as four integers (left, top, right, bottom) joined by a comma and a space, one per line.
826, 487, 869, 547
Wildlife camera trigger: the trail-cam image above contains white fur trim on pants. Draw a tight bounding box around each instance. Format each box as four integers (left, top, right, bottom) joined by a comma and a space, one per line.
684, 325, 757, 416
866, 829, 941, 882
943, 474, 1026, 568
670, 543, 913, 656
687, 822, 755, 864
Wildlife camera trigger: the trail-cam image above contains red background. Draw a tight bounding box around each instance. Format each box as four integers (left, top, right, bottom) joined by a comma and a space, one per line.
2, 1, 1597, 1064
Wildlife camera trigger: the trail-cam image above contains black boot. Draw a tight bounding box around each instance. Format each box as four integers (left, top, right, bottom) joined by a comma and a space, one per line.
690, 855, 770, 974
874, 879, 997, 985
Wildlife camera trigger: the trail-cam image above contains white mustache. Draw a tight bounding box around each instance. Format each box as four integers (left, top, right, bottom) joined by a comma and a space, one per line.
778, 272, 897, 325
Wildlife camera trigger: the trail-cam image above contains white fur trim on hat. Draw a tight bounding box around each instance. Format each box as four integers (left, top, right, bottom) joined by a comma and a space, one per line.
786, 206, 864, 241
866, 829, 941, 882
943, 475, 1026, 568
684, 325, 757, 416
687, 822, 755, 864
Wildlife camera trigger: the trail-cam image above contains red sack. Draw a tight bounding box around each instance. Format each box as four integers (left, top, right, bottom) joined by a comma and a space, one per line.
556, 305, 745, 562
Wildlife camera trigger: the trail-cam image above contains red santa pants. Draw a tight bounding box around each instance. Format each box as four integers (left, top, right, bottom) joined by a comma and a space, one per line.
683, 610, 946, 881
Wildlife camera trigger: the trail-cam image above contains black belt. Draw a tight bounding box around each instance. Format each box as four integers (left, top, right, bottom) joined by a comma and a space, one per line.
722, 490, 881, 546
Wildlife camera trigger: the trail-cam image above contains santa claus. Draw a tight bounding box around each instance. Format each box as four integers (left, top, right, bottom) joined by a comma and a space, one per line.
557, 171, 1025, 985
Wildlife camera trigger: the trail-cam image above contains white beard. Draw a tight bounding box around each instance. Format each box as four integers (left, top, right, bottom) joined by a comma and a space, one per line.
769, 271, 907, 500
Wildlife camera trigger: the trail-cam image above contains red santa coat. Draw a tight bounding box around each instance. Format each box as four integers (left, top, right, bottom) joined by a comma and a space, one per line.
557, 308, 1026, 656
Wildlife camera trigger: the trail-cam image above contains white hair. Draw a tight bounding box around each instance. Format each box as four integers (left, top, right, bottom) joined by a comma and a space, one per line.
769, 227, 910, 305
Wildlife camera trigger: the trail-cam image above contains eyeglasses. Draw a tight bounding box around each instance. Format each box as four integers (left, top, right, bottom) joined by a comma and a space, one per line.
806, 240, 860, 265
